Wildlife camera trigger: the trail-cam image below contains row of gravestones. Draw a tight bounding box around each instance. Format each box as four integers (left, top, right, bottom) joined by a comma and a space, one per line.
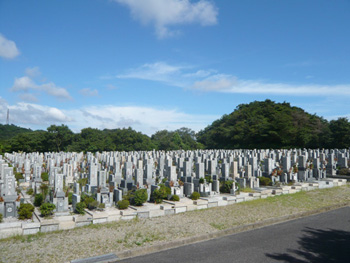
2, 148, 349, 218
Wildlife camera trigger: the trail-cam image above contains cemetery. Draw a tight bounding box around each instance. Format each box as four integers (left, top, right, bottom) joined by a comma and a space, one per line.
0, 148, 349, 239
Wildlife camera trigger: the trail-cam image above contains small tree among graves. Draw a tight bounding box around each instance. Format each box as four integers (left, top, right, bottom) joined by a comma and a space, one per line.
18, 203, 35, 220
34, 193, 44, 207
258, 176, 272, 186
134, 189, 148, 206
117, 200, 129, 209
75, 202, 86, 214
40, 203, 56, 217
152, 184, 171, 204
191, 191, 200, 200
220, 180, 234, 193
171, 194, 180, 201
41, 172, 49, 182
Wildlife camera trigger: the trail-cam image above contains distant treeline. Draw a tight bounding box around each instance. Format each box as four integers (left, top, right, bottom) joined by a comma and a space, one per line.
1, 100, 349, 153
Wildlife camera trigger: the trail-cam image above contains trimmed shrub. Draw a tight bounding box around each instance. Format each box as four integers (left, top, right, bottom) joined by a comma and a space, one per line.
199, 178, 205, 184
34, 193, 43, 207
98, 203, 105, 210
117, 200, 129, 210
258, 176, 272, 186
191, 191, 200, 200
0, 213, 3, 223
88, 200, 99, 210
75, 202, 86, 214
171, 194, 180, 201
134, 189, 148, 206
41, 172, 49, 182
40, 203, 56, 217
18, 203, 34, 220
220, 180, 234, 193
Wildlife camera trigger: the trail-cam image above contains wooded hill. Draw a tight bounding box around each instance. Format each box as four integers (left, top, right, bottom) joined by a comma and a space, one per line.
1, 100, 349, 153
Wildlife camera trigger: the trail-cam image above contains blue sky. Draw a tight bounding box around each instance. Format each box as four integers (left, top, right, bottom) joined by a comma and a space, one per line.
1, 0, 349, 135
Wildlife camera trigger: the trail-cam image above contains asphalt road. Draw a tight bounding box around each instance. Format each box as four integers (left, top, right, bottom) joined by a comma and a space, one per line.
118, 206, 350, 263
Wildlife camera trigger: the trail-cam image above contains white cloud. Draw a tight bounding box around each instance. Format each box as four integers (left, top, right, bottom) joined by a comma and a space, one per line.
79, 88, 99, 97
114, 0, 218, 38
72, 105, 218, 135
192, 75, 350, 96
106, 84, 118, 90
19, 93, 39, 103
11, 76, 36, 92
11, 69, 72, 100
0, 33, 20, 59
117, 62, 183, 83
0, 98, 72, 127
0, 97, 218, 135
25, 67, 41, 78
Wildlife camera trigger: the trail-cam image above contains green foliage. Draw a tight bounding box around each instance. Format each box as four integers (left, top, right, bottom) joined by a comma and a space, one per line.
34, 194, 43, 207
199, 178, 205, 184
1, 101, 349, 153
258, 176, 272, 186
0, 124, 32, 141
41, 172, 49, 182
134, 189, 148, 206
98, 203, 105, 210
26, 188, 34, 196
77, 178, 88, 188
75, 202, 86, 214
0, 213, 3, 223
15, 172, 24, 181
81, 193, 95, 208
117, 200, 129, 210
40, 184, 49, 200
171, 194, 180, 201
40, 203, 56, 217
191, 191, 200, 200
197, 100, 334, 149
338, 168, 350, 175
151, 185, 171, 204
205, 176, 213, 184
68, 192, 73, 205
18, 203, 35, 220
88, 200, 99, 210
329, 118, 350, 148
151, 128, 203, 150
220, 180, 234, 193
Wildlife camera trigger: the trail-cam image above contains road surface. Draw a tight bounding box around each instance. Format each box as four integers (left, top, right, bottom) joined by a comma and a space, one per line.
119, 206, 350, 263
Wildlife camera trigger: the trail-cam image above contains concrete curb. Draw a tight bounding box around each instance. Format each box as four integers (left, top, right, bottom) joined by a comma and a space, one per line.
115, 202, 350, 260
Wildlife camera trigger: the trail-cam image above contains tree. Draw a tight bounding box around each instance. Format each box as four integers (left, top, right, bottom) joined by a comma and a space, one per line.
134, 189, 148, 206
117, 200, 129, 209
75, 202, 86, 214
40, 203, 56, 217
152, 185, 171, 204
47, 124, 73, 152
191, 192, 200, 200
34, 193, 44, 207
220, 180, 234, 193
18, 203, 34, 220
329, 118, 350, 148
41, 172, 49, 182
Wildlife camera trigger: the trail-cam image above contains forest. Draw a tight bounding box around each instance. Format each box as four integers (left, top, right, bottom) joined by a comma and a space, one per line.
0, 100, 349, 153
